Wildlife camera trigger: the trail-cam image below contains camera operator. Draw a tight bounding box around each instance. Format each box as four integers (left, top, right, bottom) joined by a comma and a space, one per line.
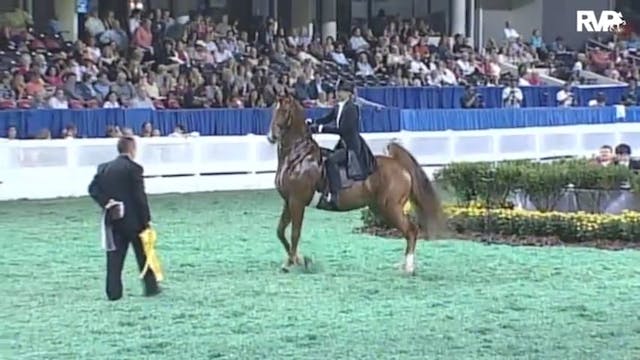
460, 84, 484, 108
620, 78, 638, 106
502, 77, 523, 108
556, 81, 575, 107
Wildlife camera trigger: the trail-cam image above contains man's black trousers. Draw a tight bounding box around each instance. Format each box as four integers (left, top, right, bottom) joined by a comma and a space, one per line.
106, 230, 158, 300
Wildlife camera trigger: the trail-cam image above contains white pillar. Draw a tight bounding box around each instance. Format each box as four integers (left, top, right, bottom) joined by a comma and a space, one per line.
321, 0, 336, 40
451, 0, 466, 36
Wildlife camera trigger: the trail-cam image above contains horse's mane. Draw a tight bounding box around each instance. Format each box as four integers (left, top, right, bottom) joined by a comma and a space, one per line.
278, 97, 320, 166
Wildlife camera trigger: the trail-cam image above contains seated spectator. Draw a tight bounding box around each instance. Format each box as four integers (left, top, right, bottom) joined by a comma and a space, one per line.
456, 52, 475, 77
129, 85, 155, 109
77, 73, 100, 101
84, 10, 106, 38
93, 73, 111, 99
102, 91, 120, 109
61, 73, 83, 101
62, 123, 78, 139
588, 92, 606, 107
502, 77, 523, 108
111, 72, 135, 104
526, 70, 542, 86
31, 92, 48, 109
169, 124, 187, 137
550, 36, 567, 52
11, 72, 27, 99
35, 129, 51, 139
4, 125, 18, 140
593, 145, 615, 166
356, 53, 375, 77
556, 82, 574, 107
438, 60, 458, 85
140, 122, 154, 137
106, 125, 122, 138
330, 43, 350, 66
349, 28, 370, 53
25, 71, 45, 97
48, 88, 69, 109
44, 66, 63, 87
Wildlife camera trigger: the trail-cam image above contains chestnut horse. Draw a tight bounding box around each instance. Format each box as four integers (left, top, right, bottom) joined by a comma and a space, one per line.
266, 96, 443, 274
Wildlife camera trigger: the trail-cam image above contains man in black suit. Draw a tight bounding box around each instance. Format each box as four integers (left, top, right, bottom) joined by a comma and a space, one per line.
88, 136, 160, 300
307, 82, 377, 208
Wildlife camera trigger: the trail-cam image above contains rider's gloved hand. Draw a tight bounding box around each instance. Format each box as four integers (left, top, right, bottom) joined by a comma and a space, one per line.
305, 118, 313, 125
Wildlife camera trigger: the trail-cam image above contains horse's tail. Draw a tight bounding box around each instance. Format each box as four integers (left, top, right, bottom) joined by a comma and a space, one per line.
387, 142, 445, 238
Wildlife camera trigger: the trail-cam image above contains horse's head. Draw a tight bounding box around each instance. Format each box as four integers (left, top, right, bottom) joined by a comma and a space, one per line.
267, 94, 306, 144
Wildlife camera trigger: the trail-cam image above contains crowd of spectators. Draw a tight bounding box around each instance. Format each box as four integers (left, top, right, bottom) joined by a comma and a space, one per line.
1, 6, 618, 114
0, 6, 639, 140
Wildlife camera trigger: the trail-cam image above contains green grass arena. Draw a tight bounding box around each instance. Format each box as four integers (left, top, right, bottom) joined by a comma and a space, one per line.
1, 190, 640, 359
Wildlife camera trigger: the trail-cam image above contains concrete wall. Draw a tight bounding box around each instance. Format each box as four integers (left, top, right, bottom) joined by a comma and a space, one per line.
478, 0, 611, 49
541, 0, 610, 49
480, 0, 543, 44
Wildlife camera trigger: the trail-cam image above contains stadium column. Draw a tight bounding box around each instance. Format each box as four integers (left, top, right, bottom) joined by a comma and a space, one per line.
54, 0, 79, 41
321, 0, 337, 41
291, 0, 315, 38
451, 0, 466, 36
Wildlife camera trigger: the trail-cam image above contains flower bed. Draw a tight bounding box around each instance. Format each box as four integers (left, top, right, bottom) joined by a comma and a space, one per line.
359, 156, 640, 249
359, 204, 640, 249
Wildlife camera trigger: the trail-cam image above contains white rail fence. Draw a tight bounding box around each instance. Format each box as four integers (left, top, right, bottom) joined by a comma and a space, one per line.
0, 123, 638, 201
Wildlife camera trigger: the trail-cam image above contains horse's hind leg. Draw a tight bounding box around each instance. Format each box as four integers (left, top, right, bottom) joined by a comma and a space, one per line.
379, 203, 419, 274
277, 202, 291, 259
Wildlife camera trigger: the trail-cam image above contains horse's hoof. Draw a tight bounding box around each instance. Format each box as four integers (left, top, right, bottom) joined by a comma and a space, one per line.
281, 265, 290, 273
302, 256, 312, 268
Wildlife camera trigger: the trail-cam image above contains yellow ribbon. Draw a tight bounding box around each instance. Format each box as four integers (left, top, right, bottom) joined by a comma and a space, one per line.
403, 200, 413, 215
139, 227, 164, 282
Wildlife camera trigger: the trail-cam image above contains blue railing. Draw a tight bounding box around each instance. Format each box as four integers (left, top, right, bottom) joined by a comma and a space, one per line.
1, 106, 638, 138
356, 85, 629, 108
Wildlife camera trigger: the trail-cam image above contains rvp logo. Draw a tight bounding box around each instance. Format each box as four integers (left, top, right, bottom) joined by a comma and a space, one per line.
576, 10, 626, 32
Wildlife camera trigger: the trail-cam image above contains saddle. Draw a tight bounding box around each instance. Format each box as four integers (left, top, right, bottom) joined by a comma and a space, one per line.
317, 149, 359, 194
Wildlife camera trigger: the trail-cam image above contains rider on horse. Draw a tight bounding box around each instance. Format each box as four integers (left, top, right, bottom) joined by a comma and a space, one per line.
306, 82, 377, 208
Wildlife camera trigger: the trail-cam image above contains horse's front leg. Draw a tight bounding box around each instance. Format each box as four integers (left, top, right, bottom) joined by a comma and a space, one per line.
286, 199, 306, 268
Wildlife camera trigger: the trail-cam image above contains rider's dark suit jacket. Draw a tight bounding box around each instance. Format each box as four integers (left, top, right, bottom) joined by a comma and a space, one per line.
313, 99, 376, 180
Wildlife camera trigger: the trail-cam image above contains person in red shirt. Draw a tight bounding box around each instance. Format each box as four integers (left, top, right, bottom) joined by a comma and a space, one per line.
132, 19, 153, 54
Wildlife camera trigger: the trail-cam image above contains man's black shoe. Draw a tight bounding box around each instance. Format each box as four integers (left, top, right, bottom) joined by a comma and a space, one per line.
144, 286, 162, 297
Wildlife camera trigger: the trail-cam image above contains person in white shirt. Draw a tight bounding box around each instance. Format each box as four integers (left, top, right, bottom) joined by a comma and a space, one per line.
48, 89, 69, 109
331, 44, 350, 66
438, 61, 458, 85
84, 11, 106, 37
504, 21, 519, 41
502, 78, 523, 108
349, 28, 370, 52
355, 53, 374, 77
128, 10, 141, 35
556, 82, 574, 107
588, 92, 606, 106
103, 92, 120, 108
456, 52, 475, 77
